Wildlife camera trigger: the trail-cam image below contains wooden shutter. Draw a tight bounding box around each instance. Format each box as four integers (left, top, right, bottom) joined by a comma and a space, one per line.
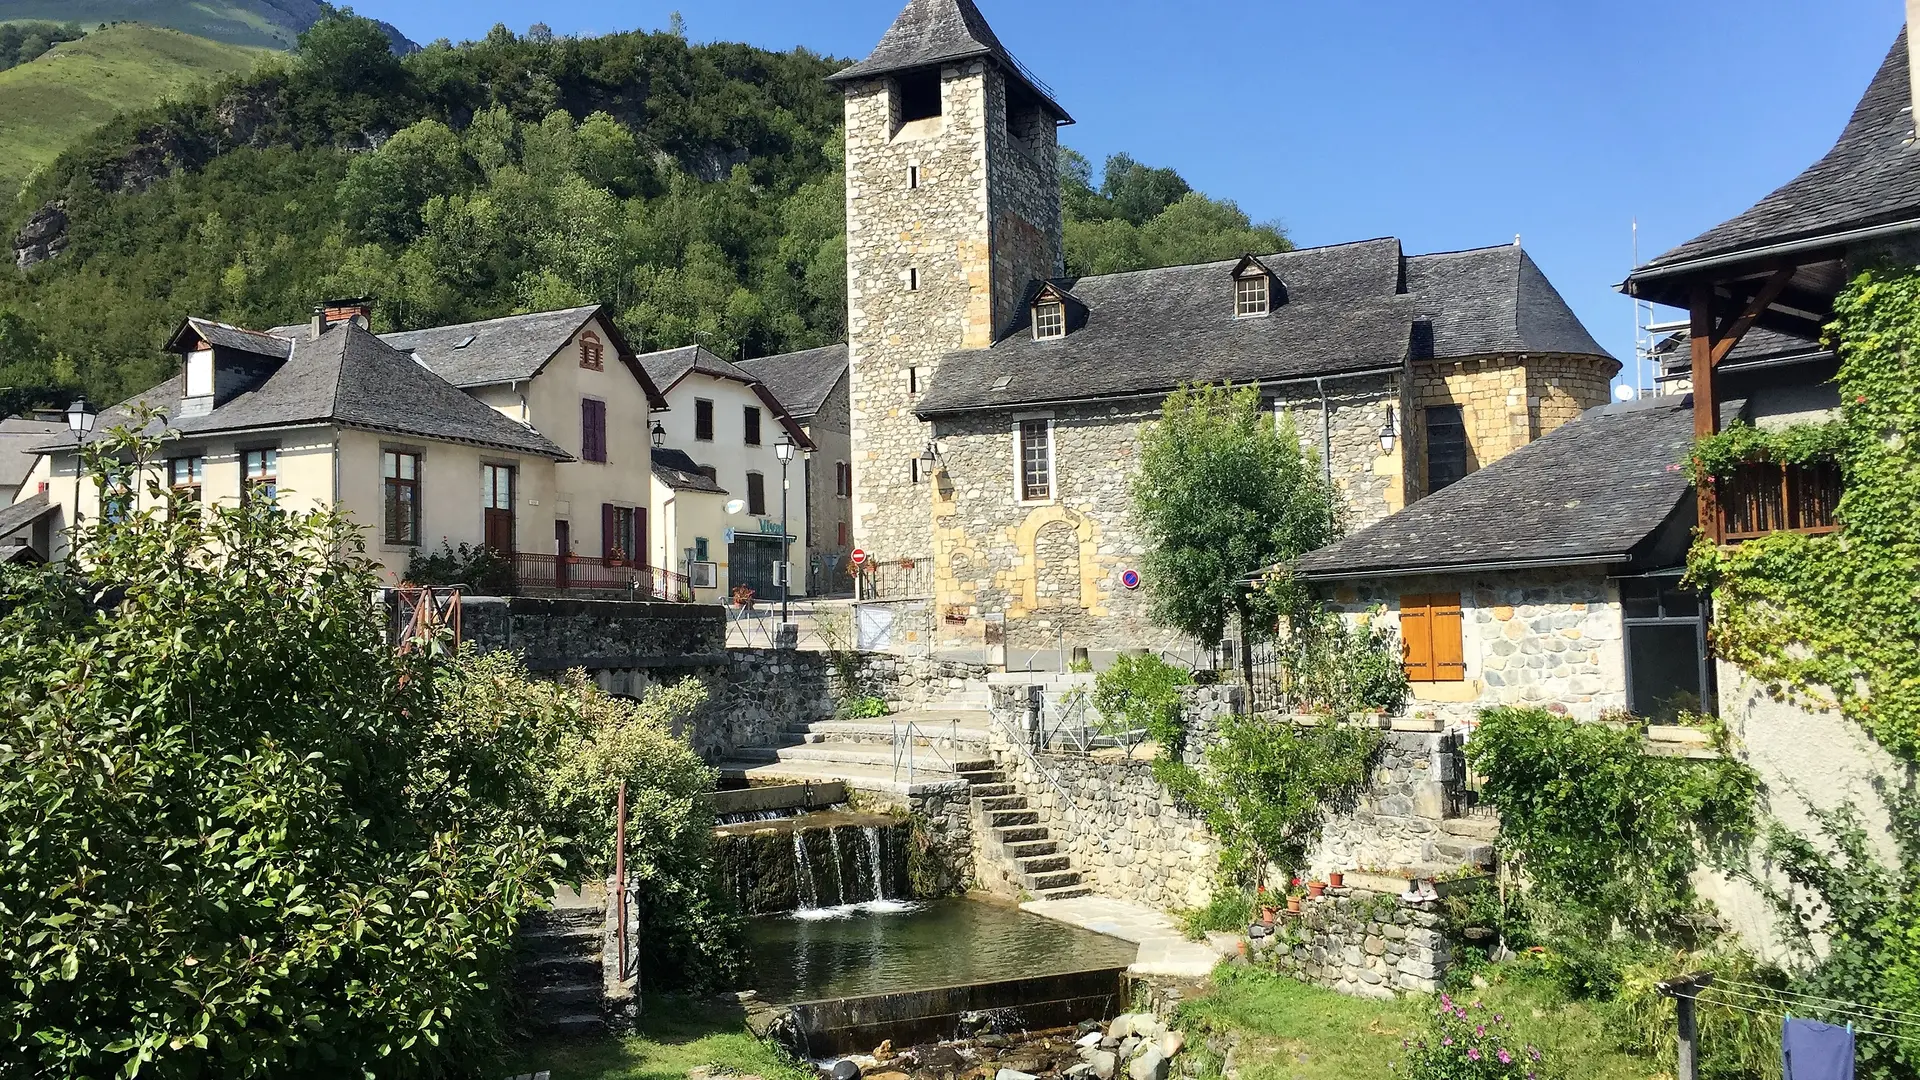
1431, 593, 1466, 681
1400, 594, 1434, 682
602, 502, 618, 565
635, 507, 648, 568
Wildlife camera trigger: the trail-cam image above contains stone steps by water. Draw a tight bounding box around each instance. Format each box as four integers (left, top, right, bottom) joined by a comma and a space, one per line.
513, 897, 606, 1036
955, 764, 1091, 901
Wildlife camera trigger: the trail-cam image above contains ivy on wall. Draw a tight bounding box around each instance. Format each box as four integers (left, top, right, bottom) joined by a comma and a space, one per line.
1686, 265, 1920, 759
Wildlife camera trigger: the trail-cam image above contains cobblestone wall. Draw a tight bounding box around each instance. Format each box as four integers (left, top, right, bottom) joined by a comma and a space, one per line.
908, 779, 975, 897
1308, 729, 1490, 878
1409, 354, 1614, 498
1271, 375, 1407, 530
1255, 892, 1456, 997
462, 596, 725, 669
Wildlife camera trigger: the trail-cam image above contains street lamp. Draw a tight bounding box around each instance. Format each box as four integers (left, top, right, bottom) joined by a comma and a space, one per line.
774, 433, 797, 622
650, 421, 666, 449
65, 398, 95, 532
1377, 406, 1399, 453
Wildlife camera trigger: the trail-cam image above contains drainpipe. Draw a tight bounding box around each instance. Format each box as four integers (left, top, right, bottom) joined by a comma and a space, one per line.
1314, 377, 1334, 487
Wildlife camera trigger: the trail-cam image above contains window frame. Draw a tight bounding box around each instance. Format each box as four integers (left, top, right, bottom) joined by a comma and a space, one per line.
835, 460, 851, 498
1234, 274, 1270, 318
184, 348, 215, 398
1424, 404, 1470, 493
694, 398, 715, 442
581, 397, 608, 463
1015, 416, 1056, 503
1400, 592, 1467, 683
241, 446, 278, 505
746, 470, 767, 516
382, 449, 423, 547
743, 404, 763, 446
1032, 300, 1066, 341
1618, 571, 1716, 721
579, 329, 605, 371
167, 454, 204, 502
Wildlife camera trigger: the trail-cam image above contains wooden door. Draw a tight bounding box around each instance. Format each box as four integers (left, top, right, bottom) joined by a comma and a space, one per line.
555, 519, 571, 590
483, 464, 515, 554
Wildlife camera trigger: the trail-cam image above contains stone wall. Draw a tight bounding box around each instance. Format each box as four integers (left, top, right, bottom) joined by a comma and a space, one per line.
1325, 568, 1626, 723
1272, 374, 1408, 530
1308, 728, 1490, 878
1409, 353, 1614, 499
1257, 891, 1456, 997
907, 780, 975, 896
462, 596, 726, 670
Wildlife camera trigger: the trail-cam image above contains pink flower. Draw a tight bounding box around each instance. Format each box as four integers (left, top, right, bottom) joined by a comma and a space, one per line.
1498, 1050, 1513, 1065
1442, 1037, 1454, 1047
1476, 1025, 1486, 1037
1528, 1047, 1541, 1061
1468, 1049, 1482, 1062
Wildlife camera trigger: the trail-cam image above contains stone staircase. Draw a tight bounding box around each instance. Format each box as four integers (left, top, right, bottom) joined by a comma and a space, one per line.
514, 899, 605, 1036
959, 758, 1092, 901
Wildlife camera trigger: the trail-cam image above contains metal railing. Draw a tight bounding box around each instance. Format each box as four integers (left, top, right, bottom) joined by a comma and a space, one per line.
890, 714, 958, 787
509, 552, 692, 601
987, 692, 1081, 826
849, 558, 933, 601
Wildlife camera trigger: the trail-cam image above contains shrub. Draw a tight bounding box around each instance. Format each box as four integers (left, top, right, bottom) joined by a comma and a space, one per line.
838, 695, 889, 720
406, 538, 514, 595
1091, 651, 1192, 748
1396, 993, 1552, 1080
1178, 887, 1256, 940
1277, 602, 1409, 718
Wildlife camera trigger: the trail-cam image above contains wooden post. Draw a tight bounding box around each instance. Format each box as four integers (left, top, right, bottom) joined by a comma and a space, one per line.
1688, 285, 1723, 544
1659, 971, 1715, 1080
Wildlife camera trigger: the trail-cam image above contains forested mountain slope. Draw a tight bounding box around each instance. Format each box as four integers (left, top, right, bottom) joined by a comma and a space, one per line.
0, 25, 268, 203
0, 12, 1285, 412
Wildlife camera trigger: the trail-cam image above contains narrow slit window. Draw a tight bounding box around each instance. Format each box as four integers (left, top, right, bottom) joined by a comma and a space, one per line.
908, 165, 921, 189
907, 267, 919, 292
1032, 301, 1066, 340
908, 367, 920, 395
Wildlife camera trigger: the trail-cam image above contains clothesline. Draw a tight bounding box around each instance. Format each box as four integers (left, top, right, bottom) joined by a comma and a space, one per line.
1700, 985, 1920, 1031
1712, 977, 1920, 1026
1691, 989, 1920, 1046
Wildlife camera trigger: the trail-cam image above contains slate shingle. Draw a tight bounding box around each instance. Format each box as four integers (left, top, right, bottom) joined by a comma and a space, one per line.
826, 0, 1068, 121
652, 447, 728, 495
736, 344, 848, 421
1294, 395, 1695, 579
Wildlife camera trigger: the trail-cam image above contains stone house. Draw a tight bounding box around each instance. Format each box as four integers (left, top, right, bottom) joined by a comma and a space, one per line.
1294, 394, 1702, 725
832, 0, 1618, 657
739, 344, 854, 595
639, 345, 816, 603
0, 414, 64, 560
18, 315, 572, 584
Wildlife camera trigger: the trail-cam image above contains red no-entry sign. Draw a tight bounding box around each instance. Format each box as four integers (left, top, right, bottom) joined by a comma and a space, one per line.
850, 548, 867, 566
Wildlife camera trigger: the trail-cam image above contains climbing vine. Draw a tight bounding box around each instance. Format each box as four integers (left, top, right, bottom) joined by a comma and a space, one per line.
1685, 265, 1920, 759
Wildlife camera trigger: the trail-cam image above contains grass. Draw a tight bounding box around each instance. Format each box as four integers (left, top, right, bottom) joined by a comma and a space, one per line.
0, 23, 268, 202
0, 3, 301, 49
1177, 964, 1663, 1080
501, 995, 812, 1080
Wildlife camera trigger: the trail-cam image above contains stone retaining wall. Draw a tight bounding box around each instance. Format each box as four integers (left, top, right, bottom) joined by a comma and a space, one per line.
1254, 892, 1455, 997
907, 780, 975, 897
1308, 728, 1485, 878
463, 596, 726, 669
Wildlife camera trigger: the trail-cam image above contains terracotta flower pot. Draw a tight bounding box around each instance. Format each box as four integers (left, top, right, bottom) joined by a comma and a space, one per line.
1260, 906, 1277, 927
1308, 881, 1326, 898
1286, 897, 1302, 914
1328, 872, 1344, 889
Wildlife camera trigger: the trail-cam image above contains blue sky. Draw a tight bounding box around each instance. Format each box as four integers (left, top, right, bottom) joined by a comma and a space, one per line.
356, 0, 1904, 388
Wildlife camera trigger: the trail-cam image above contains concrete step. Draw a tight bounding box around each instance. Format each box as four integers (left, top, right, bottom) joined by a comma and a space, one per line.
728, 743, 960, 775
951, 758, 996, 774
994, 825, 1051, 845
714, 758, 955, 799
957, 769, 1005, 786
968, 782, 1015, 798
1431, 838, 1496, 869
785, 717, 992, 748
1016, 854, 1072, 874
987, 809, 1038, 828
1023, 869, 1082, 891
1030, 884, 1093, 901
538, 1013, 604, 1037
1439, 816, 1502, 842
976, 795, 1028, 812
1004, 839, 1058, 859
516, 927, 602, 958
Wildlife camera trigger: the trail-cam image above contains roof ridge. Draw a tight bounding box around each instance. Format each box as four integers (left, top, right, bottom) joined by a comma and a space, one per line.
1406, 242, 1526, 260
380, 304, 600, 337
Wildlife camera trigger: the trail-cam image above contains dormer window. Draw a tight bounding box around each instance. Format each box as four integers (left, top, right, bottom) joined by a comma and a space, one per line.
1235, 274, 1270, 318
185, 348, 214, 398
1033, 301, 1066, 340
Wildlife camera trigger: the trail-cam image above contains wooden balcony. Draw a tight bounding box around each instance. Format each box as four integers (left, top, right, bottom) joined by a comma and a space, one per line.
1717, 460, 1841, 542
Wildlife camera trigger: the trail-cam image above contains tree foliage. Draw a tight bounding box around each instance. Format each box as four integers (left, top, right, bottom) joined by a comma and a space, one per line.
0, 21, 83, 73
0, 420, 729, 1076
2, 10, 1292, 410
1132, 383, 1339, 660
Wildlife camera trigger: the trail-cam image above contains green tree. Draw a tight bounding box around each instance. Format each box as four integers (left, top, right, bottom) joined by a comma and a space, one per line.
338, 119, 473, 243
1131, 383, 1339, 680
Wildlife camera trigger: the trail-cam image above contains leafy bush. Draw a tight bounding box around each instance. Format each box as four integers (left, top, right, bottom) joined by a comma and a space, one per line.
837, 695, 888, 720
1092, 651, 1193, 748
407, 538, 514, 595
1465, 707, 1758, 938
1396, 993, 1551, 1080
1177, 887, 1256, 940
1273, 599, 1409, 717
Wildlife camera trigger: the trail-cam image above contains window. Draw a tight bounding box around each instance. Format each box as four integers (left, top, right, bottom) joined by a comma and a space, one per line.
602, 503, 641, 566
837, 520, 849, 546
898, 69, 940, 122
697, 464, 719, 484
910, 458, 924, 484
746, 471, 767, 516
744, 405, 762, 446
694, 536, 709, 562
1718, 460, 1841, 541
482, 463, 515, 553
1400, 593, 1465, 683
1019, 419, 1053, 501
185, 349, 214, 398
1425, 405, 1469, 492
1235, 275, 1270, 317
581, 398, 608, 463
168, 455, 203, 502
242, 448, 277, 504
579, 330, 604, 370
835, 460, 851, 497
1032, 301, 1065, 340
908, 367, 921, 395
1620, 574, 1714, 723
908, 165, 921, 189
907, 267, 919, 292
695, 398, 715, 442
383, 450, 422, 545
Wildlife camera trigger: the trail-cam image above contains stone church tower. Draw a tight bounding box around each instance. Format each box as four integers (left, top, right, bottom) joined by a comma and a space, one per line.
829, 0, 1069, 563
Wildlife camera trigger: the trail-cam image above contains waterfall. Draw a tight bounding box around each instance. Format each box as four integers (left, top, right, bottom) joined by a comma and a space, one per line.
826, 828, 848, 907
864, 826, 887, 900
792, 830, 819, 910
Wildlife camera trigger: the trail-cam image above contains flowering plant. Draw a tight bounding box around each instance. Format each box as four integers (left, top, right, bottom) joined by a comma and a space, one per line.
1394, 994, 1548, 1080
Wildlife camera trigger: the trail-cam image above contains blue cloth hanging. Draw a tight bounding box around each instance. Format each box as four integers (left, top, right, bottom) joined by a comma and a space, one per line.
1783, 1016, 1855, 1080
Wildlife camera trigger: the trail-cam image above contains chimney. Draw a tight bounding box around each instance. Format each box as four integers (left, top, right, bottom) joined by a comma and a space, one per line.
321, 298, 375, 331
1908, 1, 1920, 137
309, 304, 325, 340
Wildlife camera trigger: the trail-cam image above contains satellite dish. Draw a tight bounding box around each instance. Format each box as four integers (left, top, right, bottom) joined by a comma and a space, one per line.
725, 499, 747, 515
1614, 384, 1637, 402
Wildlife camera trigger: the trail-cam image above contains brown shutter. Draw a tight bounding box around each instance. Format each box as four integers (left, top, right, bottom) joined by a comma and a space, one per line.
602, 502, 617, 565
1431, 593, 1466, 681
1400, 594, 1433, 682
636, 507, 649, 569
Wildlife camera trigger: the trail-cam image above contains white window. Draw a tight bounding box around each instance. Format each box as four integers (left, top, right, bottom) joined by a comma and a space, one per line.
1017, 418, 1054, 501
1235, 275, 1270, 317
1032, 301, 1065, 340
185, 349, 214, 398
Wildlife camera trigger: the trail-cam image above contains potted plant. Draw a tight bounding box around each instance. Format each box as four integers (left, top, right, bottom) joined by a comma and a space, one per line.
1286, 894, 1302, 914
1257, 885, 1277, 926
1328, 871, 1344, 889
1307, 879, 1327, 899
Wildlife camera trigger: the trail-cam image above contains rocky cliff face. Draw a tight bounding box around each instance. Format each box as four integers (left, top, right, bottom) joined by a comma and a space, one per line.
13, 202, 66, 272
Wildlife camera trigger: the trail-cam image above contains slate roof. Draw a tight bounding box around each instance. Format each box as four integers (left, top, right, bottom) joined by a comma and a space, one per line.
1294, 395, 1696, 579
0, 491, 55, 538
44, 323, 569, 460
638, 345, 818, 450
379, 305, 596, 387
914, 239, 1613, 417
0, 418, 64, 490
169, 317, 293, 359
827, 0, 1069, 121
1637, 30, 1920, 274
652, 447, 728, 495
736, 344, 848, 421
